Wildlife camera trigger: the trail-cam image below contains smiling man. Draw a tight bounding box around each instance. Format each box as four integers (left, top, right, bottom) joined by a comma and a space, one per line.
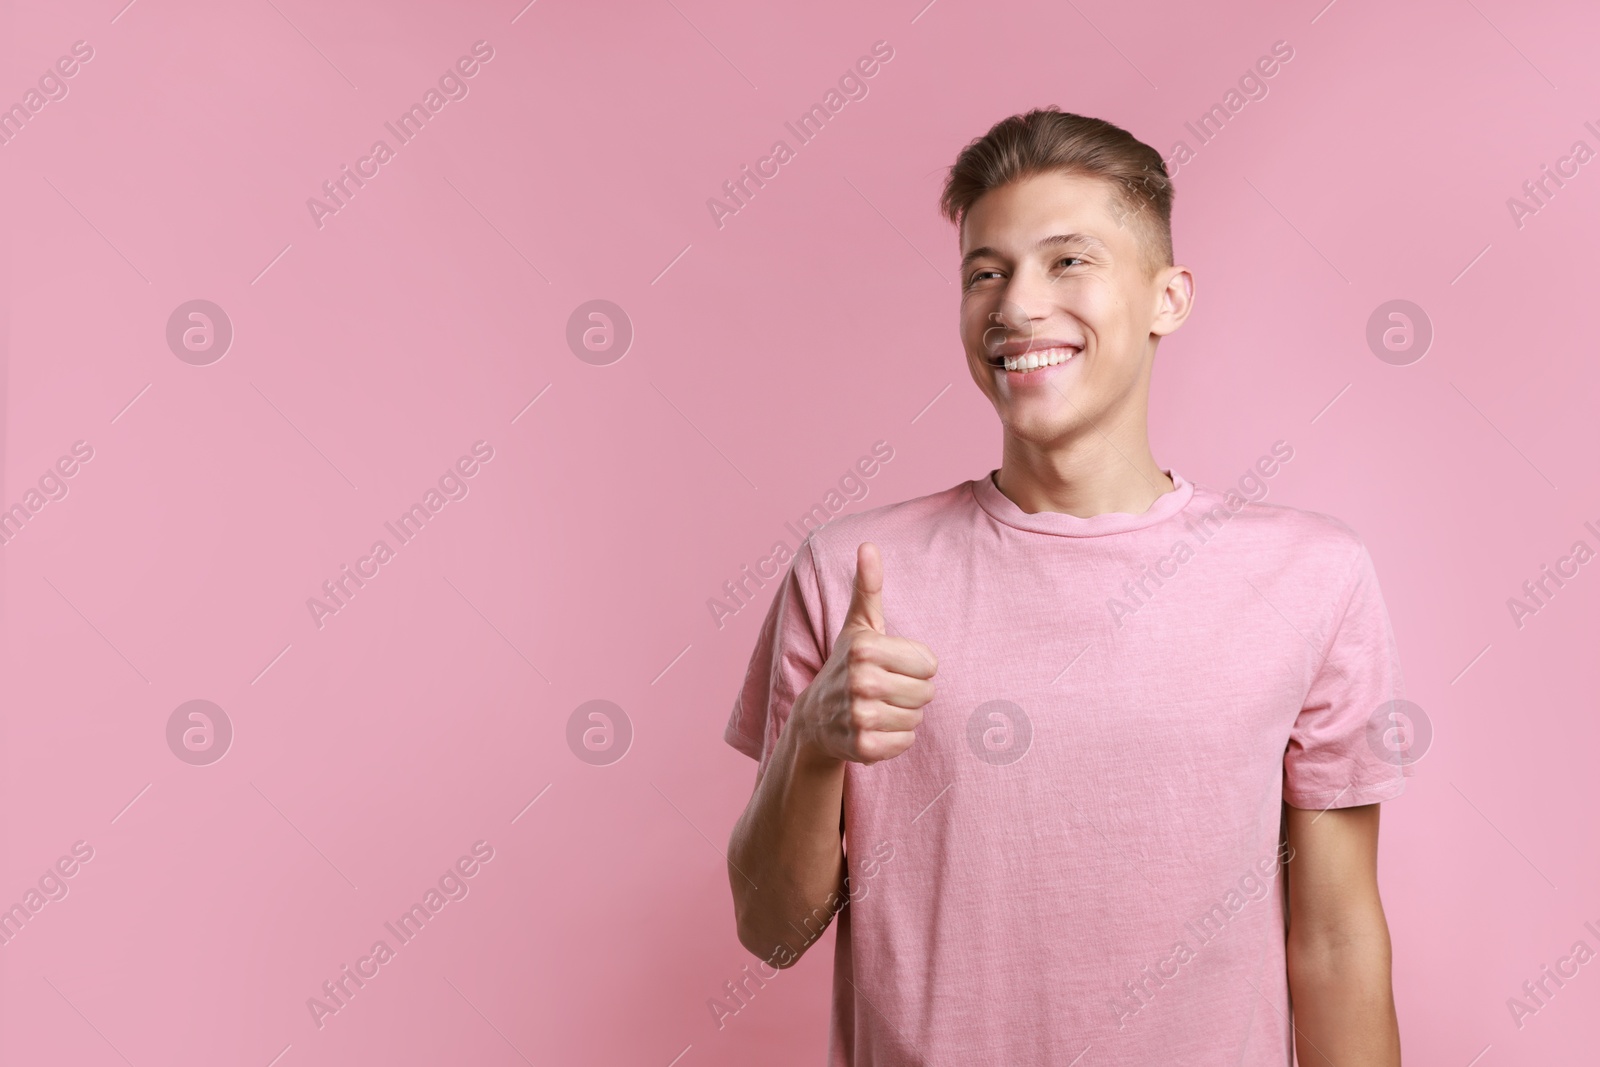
725, 107, 1408, 1065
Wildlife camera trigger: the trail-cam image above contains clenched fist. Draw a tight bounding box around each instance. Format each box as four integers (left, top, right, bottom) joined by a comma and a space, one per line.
792, 542, 938, 765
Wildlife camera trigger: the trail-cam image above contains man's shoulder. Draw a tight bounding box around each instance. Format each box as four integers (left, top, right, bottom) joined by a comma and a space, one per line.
1189, 480, 1370, 573
801, 476, 978, 563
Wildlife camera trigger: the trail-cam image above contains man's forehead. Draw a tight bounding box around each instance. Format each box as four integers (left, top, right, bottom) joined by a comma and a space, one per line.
960, 177, 1126, 255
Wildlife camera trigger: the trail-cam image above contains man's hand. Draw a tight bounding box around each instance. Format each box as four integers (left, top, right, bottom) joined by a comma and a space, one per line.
792, 541, 938, 765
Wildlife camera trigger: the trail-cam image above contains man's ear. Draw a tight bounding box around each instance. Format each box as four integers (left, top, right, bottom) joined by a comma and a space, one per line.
1152, 264, 1196, 338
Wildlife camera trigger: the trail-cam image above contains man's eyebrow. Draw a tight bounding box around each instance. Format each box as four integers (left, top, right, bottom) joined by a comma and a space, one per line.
958, 233, 1111, 275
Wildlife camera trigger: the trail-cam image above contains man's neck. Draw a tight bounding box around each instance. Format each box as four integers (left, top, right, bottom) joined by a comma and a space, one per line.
994, 435, 1174, 519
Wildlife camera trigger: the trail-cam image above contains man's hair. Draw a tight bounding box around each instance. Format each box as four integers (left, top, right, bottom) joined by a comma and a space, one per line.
939, 107, 1174, 279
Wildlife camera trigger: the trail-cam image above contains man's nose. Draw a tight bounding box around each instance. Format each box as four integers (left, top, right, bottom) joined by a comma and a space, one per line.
1000, 265, 1057, 322
987, 293, 1047, 347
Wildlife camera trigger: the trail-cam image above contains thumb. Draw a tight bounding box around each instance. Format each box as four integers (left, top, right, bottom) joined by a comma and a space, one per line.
844, 541, 886, 635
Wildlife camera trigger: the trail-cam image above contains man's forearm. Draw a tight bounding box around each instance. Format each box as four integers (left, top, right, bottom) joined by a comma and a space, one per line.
726, 704, 848, 966
1286, 929, 1401, 1066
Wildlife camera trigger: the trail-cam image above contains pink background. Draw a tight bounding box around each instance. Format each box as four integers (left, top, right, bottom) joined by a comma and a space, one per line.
2, 0, 1596, 1063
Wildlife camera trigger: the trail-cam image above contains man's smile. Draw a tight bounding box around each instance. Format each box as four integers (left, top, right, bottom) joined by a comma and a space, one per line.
984, 338, 1083, 376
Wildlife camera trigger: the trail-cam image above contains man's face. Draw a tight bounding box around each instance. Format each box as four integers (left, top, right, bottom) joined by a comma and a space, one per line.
958, 170, 1186, 449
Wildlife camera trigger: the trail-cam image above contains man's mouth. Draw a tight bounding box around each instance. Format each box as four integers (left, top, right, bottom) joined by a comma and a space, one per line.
986, 344, 1082, 373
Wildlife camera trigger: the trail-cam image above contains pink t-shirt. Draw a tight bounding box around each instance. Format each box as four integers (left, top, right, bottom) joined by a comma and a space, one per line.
725, 468, 1410, 1066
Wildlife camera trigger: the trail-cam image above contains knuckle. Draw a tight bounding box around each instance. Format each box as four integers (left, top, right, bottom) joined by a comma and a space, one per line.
851, 672, 885, 701
847, 701, 876, 733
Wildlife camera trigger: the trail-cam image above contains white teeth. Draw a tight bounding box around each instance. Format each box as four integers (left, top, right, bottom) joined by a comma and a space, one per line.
1002, 346, 1078, 372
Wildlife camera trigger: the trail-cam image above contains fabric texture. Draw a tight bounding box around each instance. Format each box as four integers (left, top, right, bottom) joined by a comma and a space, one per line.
725, 469, 1408, 1066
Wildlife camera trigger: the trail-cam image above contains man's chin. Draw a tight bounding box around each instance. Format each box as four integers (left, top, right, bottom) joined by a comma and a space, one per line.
998, 409, 1093, 449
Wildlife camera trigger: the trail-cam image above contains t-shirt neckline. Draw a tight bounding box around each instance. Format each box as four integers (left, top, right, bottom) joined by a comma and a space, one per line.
971, 467, 1194, 537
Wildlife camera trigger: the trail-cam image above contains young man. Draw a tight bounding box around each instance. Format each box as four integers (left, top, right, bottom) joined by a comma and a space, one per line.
724, 107, 1408, 1065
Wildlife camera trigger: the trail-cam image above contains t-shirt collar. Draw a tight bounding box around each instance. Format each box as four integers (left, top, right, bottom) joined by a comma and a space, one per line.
971, 467, 1194, 537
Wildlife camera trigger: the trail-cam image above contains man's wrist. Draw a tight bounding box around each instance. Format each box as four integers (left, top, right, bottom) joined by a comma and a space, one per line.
786, 694, 843, 772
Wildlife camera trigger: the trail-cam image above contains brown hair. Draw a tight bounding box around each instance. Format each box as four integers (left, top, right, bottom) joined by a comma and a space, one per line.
939, 107, 1174, 279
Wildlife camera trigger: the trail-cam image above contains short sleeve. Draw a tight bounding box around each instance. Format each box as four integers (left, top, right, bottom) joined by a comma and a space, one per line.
723, 539, 829, 777
1283, 541, 1410, 809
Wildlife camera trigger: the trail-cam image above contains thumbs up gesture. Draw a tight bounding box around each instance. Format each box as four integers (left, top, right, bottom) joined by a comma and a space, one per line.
792, 542, 938, 765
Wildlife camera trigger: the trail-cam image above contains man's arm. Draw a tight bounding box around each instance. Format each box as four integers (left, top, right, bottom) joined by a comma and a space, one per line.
726, 542, 935, 967
1284, 802, 1401, 1066
726, 702, 849, 967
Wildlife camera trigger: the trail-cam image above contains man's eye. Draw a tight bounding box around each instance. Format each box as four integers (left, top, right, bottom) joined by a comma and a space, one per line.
967, 269, 1001, 286
1054, 256, 1083, 270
